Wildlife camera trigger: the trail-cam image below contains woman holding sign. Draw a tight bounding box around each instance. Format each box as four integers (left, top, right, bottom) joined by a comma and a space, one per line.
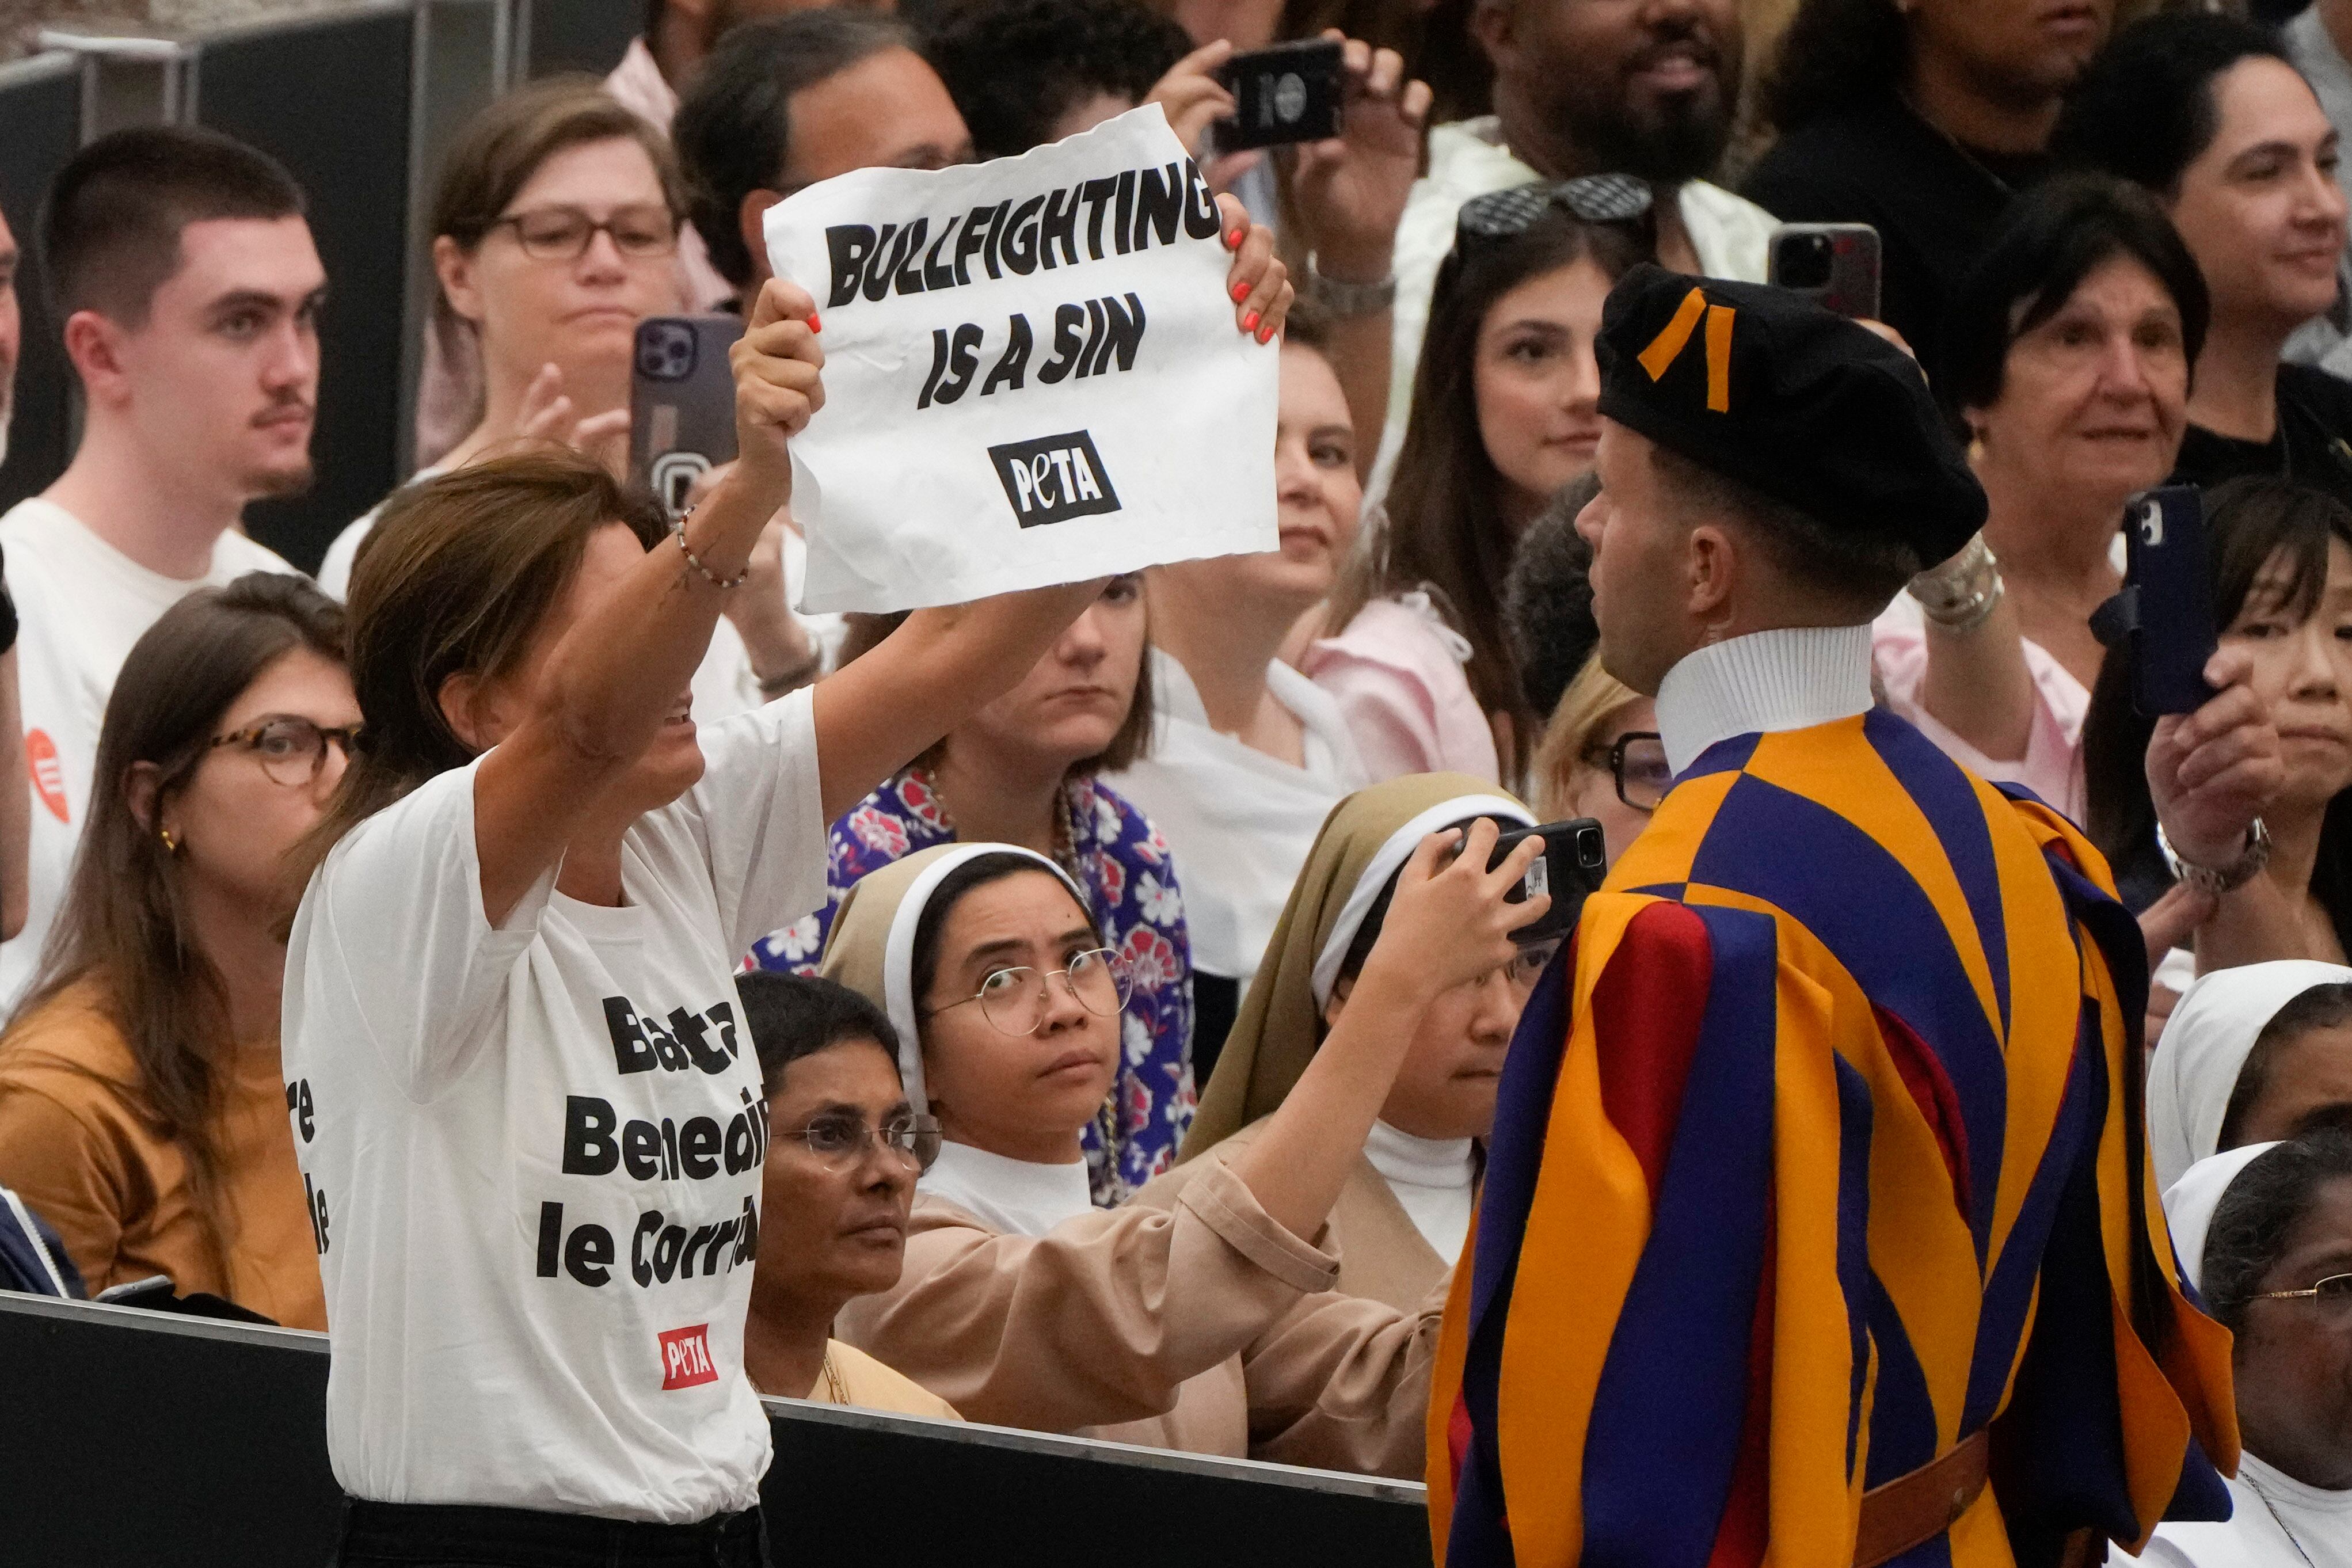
283, 208, 1288, 1561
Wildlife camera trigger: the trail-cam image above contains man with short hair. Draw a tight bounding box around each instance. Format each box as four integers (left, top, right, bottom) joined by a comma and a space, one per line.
1376, 0, 1775, 488
0, 126, 311, 1002
672, 9, 975, 314
1742, 0, 2111, 381
1428, 268, 2241, 1563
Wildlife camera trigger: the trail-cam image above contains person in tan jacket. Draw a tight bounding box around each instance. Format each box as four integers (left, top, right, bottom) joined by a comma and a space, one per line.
0, 576, 356, 1329
1145, 774, 1550, 1315
819, 830, 1545, 1474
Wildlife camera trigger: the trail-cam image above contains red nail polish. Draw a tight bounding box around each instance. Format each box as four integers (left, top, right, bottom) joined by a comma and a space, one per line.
1242, 310, 1260, 332
1257, 322, 1274, 343
806, 313, 821, 332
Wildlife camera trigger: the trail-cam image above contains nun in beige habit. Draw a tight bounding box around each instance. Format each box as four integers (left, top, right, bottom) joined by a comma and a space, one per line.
1139, 775, 1543, 1314
819, 833, 1547, 1475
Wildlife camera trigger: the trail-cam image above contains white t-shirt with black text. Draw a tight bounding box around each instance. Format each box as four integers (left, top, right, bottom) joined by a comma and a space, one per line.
281, 690, 825, 1521
0, 498, 296, 1006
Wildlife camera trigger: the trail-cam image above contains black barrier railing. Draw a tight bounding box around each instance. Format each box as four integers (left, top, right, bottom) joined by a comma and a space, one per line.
0, 1291, 1432, 1566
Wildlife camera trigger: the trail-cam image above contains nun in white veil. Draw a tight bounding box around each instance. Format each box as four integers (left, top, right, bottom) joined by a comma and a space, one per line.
2149, 961, 2352, 1189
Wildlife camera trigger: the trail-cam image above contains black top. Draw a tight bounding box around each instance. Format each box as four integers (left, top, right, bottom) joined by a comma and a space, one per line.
2171, 361, 2352, 512
1741, 93, 2045, 387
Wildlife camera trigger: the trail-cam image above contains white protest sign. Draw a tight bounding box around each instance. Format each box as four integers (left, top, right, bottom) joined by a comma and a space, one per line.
764, 104, 1278, 614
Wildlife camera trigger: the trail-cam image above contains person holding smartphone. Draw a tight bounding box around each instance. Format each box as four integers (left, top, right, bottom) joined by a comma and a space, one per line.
1155, 774, 1553, 1312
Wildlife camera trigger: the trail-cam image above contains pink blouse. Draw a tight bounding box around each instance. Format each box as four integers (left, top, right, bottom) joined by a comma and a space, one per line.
1871, 595, 2091, 823
1304, 595, 1501, 785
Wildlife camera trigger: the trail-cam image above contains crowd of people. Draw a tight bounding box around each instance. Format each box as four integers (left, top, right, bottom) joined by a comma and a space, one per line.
0, 0, 2348, 1563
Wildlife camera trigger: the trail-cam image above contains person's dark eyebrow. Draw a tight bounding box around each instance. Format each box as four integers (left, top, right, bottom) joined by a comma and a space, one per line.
961, 937, 1033, 972
203, 288, 294, 319
2229, 138, 2308, 172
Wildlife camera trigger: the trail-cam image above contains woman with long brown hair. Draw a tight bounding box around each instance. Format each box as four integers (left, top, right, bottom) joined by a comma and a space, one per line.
0, 573, 355, 1327
1310, 185, 1646, 785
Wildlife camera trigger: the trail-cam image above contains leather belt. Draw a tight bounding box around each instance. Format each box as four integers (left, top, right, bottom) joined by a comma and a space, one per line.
1854, 1429, 1990, 1567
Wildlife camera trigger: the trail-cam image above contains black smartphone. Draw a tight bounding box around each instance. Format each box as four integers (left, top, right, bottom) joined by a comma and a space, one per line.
631, 314, 745, 523
1485, 818, 1608, 945
2124, 485, 2221, 717
1767, 223, 1883, 321
1213, 37, 1344, 153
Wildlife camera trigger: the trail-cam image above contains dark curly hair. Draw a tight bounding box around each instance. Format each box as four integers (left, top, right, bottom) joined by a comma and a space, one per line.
925, 0, 1193, 160
2199, 1128, 2352, 1336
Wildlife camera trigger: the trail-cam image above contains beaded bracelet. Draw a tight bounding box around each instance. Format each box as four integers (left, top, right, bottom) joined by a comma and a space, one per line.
671, 517, 748, 591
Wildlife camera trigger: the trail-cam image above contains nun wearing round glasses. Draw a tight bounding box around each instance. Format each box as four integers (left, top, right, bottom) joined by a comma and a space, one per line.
816, 829, 1546, 1471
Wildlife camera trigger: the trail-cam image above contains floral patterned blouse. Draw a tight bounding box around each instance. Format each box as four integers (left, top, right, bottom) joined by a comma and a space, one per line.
747, 767, 1197, 1205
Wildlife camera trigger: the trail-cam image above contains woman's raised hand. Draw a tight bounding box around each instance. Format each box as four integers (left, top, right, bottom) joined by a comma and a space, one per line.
2148, 644, 2284, 870
1366, 819, 1550, 999
729, 277, 828, 491
1215, 192, 1293, 345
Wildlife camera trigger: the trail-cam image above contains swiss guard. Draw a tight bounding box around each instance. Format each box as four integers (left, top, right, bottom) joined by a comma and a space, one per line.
1429, 267, 2240, 1567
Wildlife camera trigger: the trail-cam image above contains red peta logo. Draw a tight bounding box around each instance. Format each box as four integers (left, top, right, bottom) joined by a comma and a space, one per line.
658, 1323, 718, 1390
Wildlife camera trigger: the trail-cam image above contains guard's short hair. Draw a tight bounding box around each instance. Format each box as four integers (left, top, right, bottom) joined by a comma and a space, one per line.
672, 9, 914, 288
1649, 442, 1923, 614
39, 125, 306, 328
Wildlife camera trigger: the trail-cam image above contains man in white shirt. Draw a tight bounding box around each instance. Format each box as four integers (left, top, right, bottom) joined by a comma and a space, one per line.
1376, 0, 1775, 488
0, 126, 314, 1003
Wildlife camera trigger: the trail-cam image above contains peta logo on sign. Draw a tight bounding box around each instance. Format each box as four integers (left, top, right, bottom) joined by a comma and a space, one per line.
987, 431, 1122, 528
658, 1323, 718, 1390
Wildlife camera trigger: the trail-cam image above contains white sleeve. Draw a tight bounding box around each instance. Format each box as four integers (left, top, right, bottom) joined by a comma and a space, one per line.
298, 759, 554, 1101
673, 686, 828, 958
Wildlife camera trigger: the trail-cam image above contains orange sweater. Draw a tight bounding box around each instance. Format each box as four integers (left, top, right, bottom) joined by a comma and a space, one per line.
0, 981, 324, 1329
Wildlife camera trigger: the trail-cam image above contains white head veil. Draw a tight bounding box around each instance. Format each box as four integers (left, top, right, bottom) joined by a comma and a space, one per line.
2148, 960, 2352, 1189
2161, 1142, 2284, 1295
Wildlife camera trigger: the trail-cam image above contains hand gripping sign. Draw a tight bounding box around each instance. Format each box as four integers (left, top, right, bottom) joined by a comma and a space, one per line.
764, 105, 1278, 613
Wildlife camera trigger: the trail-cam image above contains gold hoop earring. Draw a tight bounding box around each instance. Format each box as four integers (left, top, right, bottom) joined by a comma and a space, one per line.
158, 828, 178, 855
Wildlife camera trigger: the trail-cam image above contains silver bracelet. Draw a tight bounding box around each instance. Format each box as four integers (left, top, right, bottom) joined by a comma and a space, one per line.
671, 517, 747, 591
1908, 533, 2004, 632
1306, 252, 1397, 318
2159, 817, 2273, 896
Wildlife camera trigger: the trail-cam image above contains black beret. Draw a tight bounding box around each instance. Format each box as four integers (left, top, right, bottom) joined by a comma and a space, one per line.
1594, 264, 1986, 566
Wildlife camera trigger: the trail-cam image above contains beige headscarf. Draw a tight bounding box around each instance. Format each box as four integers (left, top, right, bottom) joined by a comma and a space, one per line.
1177, 773, 1533, 1162
816, 842, 1089, 1116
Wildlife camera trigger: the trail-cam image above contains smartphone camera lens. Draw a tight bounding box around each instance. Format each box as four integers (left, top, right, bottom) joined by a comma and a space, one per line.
637, 323, 697, 383
1274, 71, 1306, 124
1576, 827, 1607, 873
1778, 233, 1836, 291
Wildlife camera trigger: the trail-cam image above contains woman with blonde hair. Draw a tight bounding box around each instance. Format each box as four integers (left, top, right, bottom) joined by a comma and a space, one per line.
1530, 652, 1662, 869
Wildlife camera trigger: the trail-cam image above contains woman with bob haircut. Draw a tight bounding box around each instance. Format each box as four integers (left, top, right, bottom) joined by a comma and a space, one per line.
284, 205, 1290, 1561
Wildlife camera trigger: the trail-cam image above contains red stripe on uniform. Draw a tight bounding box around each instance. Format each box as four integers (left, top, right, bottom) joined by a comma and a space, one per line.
1592, 901, 1717, 1196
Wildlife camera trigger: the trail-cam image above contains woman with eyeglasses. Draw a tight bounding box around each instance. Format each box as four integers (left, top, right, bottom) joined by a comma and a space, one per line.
1157, 775, 1553, 1317
1311, 180, 1650, 789
0, 573, 355, 1327
2127, 1130, 2352, 1566
317, 78, 819, 720
1529, 651, 1663, 867
818, 830, 1542, 1467
733, 971, 961, 1419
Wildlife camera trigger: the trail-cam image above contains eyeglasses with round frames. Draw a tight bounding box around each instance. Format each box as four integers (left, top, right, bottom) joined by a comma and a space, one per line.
787, 1113, 943, 1174
1583, 730, 1670, 813
925, 947, 1132, 1037
490, 203, 680, 263
2249, 1270, 2352, 1320
210, 716, 362, 788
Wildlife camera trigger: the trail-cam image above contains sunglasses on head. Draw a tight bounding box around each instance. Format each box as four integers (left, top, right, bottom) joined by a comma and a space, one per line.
1453, 176, 1656, 260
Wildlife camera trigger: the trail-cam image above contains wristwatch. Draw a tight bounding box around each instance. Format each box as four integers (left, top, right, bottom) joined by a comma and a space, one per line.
2159, 817, 2273, 895
1306, 252, 1398, 318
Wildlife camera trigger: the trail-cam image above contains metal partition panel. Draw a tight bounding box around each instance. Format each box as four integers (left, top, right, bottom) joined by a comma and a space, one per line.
0, 52, 84, 516
518, 0, 640, 80
189, 3, 417, 573
0, 1292, 1432, 1566
402, 0, 509, 474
